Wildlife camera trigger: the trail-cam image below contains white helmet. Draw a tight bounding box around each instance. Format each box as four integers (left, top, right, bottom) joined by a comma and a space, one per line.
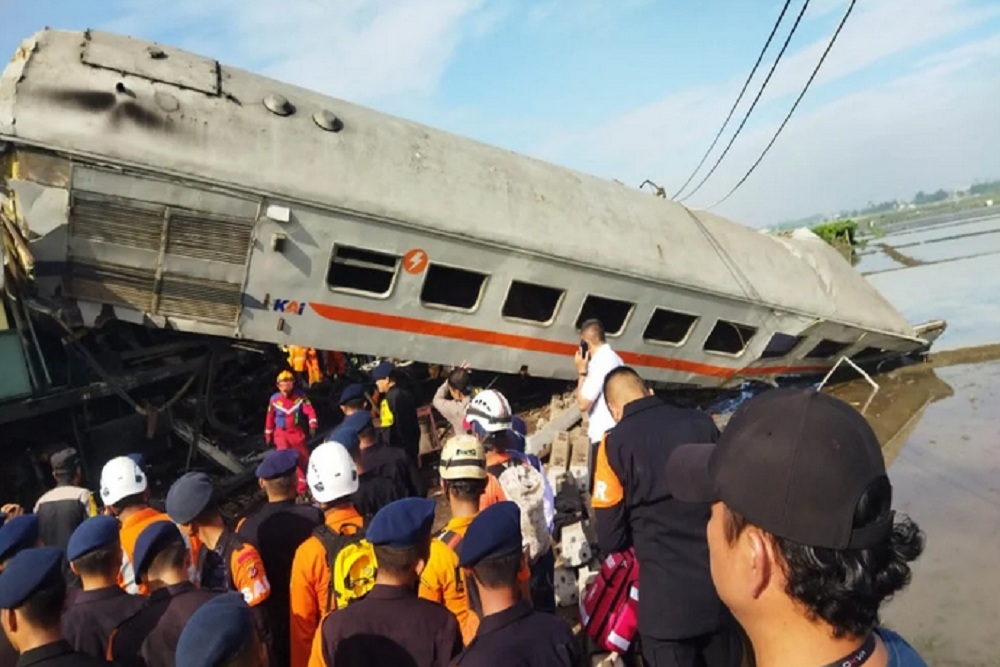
100, 456, 148, 506
465, 389, 513, 433
307, 441, 359, 503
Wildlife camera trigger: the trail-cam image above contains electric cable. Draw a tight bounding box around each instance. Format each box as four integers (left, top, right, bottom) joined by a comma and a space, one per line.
672, 0, 794, 200
707, 0, 858, 209
679, 0, 811, 202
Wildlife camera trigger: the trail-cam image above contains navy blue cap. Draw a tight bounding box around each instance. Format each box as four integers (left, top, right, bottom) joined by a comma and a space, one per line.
371, 361, 395, 381
127, 452, 146, 469
255, 449, 300, 480
67, 515, 121, 562
458, 501, 523, 568
133, 520, 184, 583
327, 425, 360, 451
328, 411, 374, 451
0, 514, 40, 563
367, 498, 436, 548
166, 472, 215, 525
339, 383, 366, 405
0, 547, 63, 609
176, 592, 254, 667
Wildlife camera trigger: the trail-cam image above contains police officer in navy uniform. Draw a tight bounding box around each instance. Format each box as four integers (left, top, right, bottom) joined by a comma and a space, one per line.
0, 546, 107, 666
0, 515, 43, 665
452, 502, 583, 667
61, 517, 145, 660
176, 593, 268, 667
237, 449, 323, 667
107, 521, 217, 667
312, 497, 462, 667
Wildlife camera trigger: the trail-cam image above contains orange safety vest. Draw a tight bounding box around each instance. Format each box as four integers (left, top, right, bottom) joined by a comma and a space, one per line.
288, 346, 308, 372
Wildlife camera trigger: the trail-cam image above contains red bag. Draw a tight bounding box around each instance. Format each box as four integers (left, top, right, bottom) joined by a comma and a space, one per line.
579, 547, 640, 654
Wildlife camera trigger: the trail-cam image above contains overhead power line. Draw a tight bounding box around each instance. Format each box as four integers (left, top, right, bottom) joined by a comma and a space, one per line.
678, 0, 811, 203
706, 0, 858, 209
672, 0, 794, 200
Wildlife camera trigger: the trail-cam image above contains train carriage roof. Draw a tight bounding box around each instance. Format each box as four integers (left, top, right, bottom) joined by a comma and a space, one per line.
0, 30, 916, 338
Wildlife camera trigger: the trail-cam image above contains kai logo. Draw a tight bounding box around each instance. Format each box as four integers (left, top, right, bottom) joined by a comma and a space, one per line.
273, 299, 307, 316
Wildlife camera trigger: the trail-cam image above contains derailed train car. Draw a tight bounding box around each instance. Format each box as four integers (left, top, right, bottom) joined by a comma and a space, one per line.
0, 31, 943, 453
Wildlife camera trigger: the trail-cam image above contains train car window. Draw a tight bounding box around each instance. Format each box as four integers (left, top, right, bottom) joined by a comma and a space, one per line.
760, 332, 805, 358
642, 308, 698, 345
420, 264, 488, 311
704, 320, 757, 355
805, 339, 851, 359
502, 280, 565, 324
575, 295, 635, 337
327, 245, 400, 297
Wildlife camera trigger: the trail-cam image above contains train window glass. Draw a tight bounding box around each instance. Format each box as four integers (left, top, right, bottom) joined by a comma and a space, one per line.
502, 280, 564, 324
420, 264, 488, 311
704, 320, 757, 355
806, 339, 851, 359
327, 245, 399, 297
642, 308, 698, 345
761, 332, 804, 358
852, 346, 888, 359
575, 295, 635, 336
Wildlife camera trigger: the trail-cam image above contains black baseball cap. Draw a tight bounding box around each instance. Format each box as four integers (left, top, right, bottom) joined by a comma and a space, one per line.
665, 388, 893, 550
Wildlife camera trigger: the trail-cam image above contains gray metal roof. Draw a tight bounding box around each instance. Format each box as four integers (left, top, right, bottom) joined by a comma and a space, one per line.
0, 30, 916, 338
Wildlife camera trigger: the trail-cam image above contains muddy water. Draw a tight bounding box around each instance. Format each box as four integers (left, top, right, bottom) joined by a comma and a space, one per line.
829, 358, 1000, 666
860, 214, 1000, 351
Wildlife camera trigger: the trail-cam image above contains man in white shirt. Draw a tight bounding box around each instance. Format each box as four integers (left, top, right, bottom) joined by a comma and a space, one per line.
574, 319, 625, 453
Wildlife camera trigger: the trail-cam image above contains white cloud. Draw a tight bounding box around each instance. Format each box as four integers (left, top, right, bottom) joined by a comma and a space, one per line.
530, 0, 1000, 225
103, 0, 493, 105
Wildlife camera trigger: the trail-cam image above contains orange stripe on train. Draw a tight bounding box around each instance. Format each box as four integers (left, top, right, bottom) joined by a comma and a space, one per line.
308, 303, 831, 380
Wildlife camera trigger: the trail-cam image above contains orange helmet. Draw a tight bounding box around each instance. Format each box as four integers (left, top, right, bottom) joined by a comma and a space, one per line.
276, 370, 295, 383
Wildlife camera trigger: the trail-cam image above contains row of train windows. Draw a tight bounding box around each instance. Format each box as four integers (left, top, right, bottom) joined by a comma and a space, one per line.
326, 244, 856, 359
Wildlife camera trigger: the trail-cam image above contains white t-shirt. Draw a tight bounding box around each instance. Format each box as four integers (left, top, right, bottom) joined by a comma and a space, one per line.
580, 343, 624, 443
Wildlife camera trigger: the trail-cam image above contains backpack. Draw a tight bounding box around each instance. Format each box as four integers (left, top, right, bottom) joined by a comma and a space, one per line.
312, 523, 378, 610
580, 548, 640, 654
487, 457, 551, 561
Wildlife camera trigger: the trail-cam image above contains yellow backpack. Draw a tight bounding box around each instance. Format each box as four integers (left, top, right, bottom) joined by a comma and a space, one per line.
313, 523, 378, 610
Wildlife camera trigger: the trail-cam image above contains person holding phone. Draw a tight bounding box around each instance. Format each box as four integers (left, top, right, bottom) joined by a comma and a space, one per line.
573, 319, 624, 475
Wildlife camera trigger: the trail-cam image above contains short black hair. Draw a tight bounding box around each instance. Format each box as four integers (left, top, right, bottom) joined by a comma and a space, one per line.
146, 539, 188, 577
192, 501, 221, 526
341, 398, 369, 412
723, 477, 924, 638
374, 538, 430, 578
443, 478, 487, 502
602, 365, 645, 399
447, 369, 471, 395
73, 546, 120, 577
471, 548, 522, 590
579, 319, 606, 343
19, 576, 66, 628
263, 474, 297, 496
111, 492, 147, 513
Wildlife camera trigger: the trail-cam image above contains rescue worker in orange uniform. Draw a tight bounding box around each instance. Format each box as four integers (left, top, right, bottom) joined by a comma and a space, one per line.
100, 455, 197, 594
166, 472, 273, 657
266, 370, 318, 495
289, 441, 366, 667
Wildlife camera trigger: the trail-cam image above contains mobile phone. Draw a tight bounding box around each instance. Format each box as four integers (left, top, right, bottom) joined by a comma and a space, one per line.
580, 340, 589, 357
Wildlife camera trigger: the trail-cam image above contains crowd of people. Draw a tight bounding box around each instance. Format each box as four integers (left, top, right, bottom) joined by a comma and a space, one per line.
0, 324, 930, 667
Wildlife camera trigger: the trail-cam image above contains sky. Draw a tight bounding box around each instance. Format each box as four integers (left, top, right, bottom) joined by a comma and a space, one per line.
1, 0, 998, 227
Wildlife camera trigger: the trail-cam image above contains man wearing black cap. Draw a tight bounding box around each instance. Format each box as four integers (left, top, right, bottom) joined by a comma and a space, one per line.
666, 388, 929, 667
335, 410, 424, 510
62, 517, 146, 660
108, 521, 218, 667
34, 447, 98, 583
0, 515, 43, 665
452, 501, 582, 667
593, 367, 739, 667
338, 383, 372, 419
371, 361, 421, 465
0, 546, 107, 666
311, 498, 462, 667
236, 450, 323, 667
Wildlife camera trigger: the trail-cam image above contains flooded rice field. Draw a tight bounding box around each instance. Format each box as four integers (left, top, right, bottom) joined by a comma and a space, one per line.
847, 215, 1000, 665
